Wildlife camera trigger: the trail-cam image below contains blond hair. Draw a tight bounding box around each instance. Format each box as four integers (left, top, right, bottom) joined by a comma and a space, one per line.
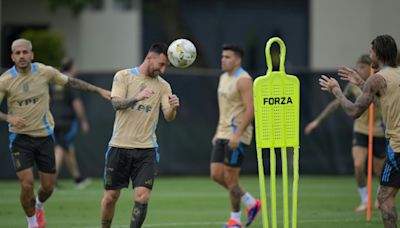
11, 38, 32, 52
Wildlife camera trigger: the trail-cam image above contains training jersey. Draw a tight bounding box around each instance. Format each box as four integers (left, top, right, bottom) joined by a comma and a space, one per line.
49, 73, 80, 128
0, 62, 69, 137
216, 67, 253, 145
109, 67, 172, 149
347, 84, 385, 137
377, 67, 400, 152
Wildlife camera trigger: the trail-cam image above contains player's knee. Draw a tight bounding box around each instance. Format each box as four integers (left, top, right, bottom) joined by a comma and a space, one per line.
103, 193, 119, 205
224, 172, 238, 185
41, 181, 55, 193
353, 162, 364, 171
20, 180, 34, 192
210, 171, 223, 183
135, 191, 150, 203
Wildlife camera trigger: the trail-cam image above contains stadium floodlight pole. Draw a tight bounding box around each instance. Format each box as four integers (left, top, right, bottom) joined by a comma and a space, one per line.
253, 37, 300, 228
366, 67, 375, 222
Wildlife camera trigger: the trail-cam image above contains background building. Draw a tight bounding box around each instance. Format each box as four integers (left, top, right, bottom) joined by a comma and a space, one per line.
1, 0, 399, 178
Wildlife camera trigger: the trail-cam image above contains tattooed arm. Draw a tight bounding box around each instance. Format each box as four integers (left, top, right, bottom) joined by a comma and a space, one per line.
67, 77, 111, 100
111, 87, 154, 111
319, 74, 386, 118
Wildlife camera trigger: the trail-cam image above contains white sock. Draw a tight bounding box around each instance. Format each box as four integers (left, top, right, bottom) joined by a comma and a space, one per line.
358, 186, 368, 204
35, 196, 44, 209
241, 192, 256, 208
26, 215, 38, 226
230, 211, 241, 222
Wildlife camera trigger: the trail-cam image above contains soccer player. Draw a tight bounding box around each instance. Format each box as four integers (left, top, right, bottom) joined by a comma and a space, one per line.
319, 34, 400, 228
210, 44, 261, 228
305, 54, 386, 212
100, 43, 179, 228
0, 38, 110, 228
50, 57, 91, 189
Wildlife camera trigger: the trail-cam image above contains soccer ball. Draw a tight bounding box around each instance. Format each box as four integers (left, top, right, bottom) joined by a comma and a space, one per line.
167, 39, 197, 68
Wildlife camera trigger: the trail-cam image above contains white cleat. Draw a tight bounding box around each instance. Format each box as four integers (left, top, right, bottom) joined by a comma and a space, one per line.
76, 178, 92, 190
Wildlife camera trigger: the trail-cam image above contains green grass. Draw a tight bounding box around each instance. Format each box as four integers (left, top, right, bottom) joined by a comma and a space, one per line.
0, 176, 388, 227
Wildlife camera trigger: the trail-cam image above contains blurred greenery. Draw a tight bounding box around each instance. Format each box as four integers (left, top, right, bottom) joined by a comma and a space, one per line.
21, 30, 64, 68
46, 0, 100, 15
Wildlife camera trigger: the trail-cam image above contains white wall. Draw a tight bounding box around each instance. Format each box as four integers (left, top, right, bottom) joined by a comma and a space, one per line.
311, 0, 400, 70
79, 0, 141, 71
2, 0, 141, 71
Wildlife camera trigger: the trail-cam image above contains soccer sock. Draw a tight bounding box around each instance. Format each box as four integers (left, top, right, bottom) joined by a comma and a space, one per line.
35, 196, 44, 209
241, 192, 256, 208
26, 215, 38, 226
358, 186, 368, 204
130, 201, 148, 228
230, 211, 241, 222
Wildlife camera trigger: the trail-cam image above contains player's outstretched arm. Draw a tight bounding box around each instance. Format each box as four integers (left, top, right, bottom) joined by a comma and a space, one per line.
67, 77, 111, 100
304, 83, 351, 135
304, 100, 340, 135
319, 74, 385, 118
111, 87, 154, 111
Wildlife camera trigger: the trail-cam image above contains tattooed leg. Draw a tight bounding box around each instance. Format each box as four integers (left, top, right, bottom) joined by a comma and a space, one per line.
378, 186, 398, 228
230, 184, 243, 212
225, 167, 245, 212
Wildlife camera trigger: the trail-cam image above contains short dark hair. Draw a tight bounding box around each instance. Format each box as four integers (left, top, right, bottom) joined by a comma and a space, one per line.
149, 42, 168, 56
222, 44, 244, 58
357, 54, 371, 66
371, 35, 398, 67
61, 57, 74, 72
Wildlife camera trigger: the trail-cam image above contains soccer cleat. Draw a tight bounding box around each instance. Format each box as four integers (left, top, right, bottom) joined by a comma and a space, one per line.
223, 218, 242, 228
355, 203, 367, 212
35, 208, 46, 228
76, 178, 92, 190
245, 199, 261, 226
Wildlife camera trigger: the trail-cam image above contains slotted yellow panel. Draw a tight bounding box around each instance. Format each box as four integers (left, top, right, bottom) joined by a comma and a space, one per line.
253, 41, 300, 148
254, 37, 300, 228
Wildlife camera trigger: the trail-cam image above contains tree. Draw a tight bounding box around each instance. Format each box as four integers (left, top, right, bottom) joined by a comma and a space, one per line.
21, 30, 64, 68
46, 0, 99, 16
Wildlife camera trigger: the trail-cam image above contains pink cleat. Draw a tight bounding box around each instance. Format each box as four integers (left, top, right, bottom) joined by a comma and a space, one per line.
245, 199, 262, 226
223, 218, 242, 228
35, 208, 46, 228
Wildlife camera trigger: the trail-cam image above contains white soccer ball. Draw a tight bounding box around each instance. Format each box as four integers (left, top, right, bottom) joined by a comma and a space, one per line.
167, 38, 197, 68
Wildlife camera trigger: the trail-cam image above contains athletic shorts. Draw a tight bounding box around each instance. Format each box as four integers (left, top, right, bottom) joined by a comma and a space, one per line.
380, 144, 400, 188
9, 133, 55, 173
352, 132, 386, 159
211, 139, 249, 167
54, 120, 79, 150
104, 147, 159, 190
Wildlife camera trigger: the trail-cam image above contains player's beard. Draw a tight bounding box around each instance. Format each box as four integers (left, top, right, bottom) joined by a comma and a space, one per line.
149, 65, 160, 77
16, 59, 30, 70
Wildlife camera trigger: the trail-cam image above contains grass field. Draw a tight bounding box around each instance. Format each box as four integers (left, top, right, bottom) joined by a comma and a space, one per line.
0, 176, 389, 227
